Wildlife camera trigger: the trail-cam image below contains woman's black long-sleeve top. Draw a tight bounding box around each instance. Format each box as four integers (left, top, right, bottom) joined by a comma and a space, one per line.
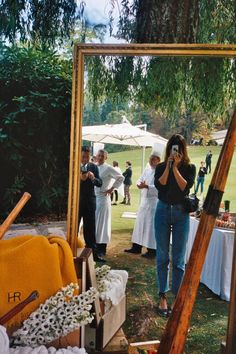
154, 162, 196, 205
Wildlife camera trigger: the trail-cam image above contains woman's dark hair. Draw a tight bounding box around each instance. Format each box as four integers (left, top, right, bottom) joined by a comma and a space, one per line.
113, 161, 118, 167
164, 134, 190, 165
126, 161, 132, 166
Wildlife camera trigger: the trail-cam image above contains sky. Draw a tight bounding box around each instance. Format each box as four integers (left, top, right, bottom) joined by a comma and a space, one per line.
79, 0, 125, 43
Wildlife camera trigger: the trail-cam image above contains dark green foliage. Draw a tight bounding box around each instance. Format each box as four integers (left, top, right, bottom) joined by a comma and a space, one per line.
0, 45, 72, 216
197, 0, 236, 43
0, 0, 77, 47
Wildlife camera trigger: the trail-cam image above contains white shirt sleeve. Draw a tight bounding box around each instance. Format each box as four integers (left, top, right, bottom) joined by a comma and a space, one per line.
108, 166, 124, 189
136, 169, 147, 186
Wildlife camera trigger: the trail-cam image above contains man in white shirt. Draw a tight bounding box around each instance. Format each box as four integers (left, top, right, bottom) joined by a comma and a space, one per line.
95, 149, 124, 258
125, 151, 161, 258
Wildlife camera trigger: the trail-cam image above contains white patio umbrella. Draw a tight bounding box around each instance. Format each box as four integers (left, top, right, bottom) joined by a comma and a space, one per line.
82, 122, 167, 170
82, 122, 167, 148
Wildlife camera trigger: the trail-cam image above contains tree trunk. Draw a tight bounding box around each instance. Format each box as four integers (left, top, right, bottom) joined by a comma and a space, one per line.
135, 0, 199, 43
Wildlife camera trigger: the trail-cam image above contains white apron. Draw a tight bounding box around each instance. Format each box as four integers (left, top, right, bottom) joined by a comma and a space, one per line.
95, 163, 124, 244
96, 194, 111, 244
132, 164, 158, 249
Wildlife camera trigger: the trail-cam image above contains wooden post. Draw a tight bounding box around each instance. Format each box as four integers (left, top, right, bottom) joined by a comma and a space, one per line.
224, 224, 236, 354
157, 108, 236, 354
0, 192, 31, 240
66, 46, 84, 256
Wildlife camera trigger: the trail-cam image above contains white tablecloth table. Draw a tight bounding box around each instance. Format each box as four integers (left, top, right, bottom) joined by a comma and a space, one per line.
185, 217, 235, 301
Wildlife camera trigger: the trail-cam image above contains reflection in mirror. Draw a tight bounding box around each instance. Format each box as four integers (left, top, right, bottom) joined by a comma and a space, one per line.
85, 56, 235, 143
78, 55, 236, 253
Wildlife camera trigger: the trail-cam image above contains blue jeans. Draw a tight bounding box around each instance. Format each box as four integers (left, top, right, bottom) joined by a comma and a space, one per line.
195, 176, 205, 194
155, 200, 190, 295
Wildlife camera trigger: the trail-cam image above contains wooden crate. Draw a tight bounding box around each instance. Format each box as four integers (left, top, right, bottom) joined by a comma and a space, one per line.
85, 295, 126, 351
74, 249, 127, 351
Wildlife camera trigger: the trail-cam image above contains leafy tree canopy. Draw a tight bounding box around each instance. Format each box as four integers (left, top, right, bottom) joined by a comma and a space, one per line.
84, 0, 236, 141
0, 0, 77, 47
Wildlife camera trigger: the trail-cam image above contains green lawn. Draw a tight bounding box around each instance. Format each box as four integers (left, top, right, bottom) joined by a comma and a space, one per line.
109, 145, 236, 214
103, 146, 235, 354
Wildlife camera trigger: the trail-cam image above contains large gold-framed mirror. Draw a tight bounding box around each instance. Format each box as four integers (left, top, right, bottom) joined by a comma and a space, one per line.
66, 43, 236, 256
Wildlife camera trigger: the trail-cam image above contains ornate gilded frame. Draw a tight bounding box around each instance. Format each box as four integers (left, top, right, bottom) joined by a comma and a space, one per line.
66, 43, 236, 255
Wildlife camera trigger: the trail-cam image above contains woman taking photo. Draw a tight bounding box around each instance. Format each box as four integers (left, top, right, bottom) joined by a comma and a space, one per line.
154, 134, 196, 317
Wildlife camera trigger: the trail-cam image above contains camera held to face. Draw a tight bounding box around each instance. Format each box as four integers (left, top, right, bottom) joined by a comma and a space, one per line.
80, 164, 88, 174
171, 144, 179, 155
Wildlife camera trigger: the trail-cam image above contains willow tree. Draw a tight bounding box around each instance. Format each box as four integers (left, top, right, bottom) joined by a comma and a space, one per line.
0, 0, 78, 47
86, 0, 236, 141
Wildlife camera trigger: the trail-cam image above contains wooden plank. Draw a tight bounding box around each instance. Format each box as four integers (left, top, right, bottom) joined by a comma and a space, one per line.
224, 224, 236, 354
157, 108, 236, 354
87, 251, 102, 326
74, 249, 87, 348
74, 249, 102, 329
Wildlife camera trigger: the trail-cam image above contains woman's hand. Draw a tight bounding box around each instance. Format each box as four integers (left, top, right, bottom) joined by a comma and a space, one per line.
173, 153, 183, 168
172, 153, 187, 191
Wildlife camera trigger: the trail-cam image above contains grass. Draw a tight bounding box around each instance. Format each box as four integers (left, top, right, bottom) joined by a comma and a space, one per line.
102, 145, 235, 354
109, 146, 236, 213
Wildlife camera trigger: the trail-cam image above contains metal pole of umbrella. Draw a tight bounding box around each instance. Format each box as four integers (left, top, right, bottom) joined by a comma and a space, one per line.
135, 123, 147, 205
135, 123, 147, 173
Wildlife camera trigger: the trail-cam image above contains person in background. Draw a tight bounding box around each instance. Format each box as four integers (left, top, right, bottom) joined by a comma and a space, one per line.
120, 161, 132, 205
195, 161, 207, 194
205, 150, 213, 173
111, 161, 123, 205
154, 134, 196, 317
124, 150, 161, 258
79, 146, 103, 262
95, 150, 124, 259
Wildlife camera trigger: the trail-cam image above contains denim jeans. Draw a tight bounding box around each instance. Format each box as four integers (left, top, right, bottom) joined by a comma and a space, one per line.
155, 200, 190, 295
195, 176, 205, 194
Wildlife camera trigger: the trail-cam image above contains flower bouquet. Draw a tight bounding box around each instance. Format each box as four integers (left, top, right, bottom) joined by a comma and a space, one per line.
11, 283, 98, 349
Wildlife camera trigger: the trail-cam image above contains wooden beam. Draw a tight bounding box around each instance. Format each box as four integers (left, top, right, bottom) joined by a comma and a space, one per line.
157, 108, 236, 354
0, 192, 31, 240
66, 42, 236, 259
66, 46, 84, 255
75, 43, 236, 57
